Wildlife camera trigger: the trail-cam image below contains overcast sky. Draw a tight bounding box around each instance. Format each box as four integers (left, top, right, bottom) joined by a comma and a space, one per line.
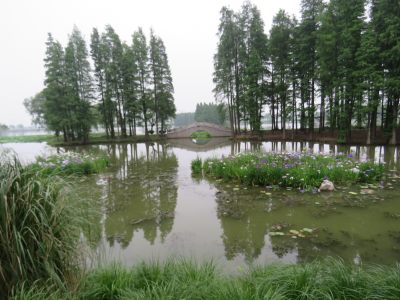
0, 0, 301, 126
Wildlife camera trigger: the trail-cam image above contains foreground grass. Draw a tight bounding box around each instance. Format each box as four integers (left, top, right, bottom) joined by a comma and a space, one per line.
0, 154, 83, 297
12, 259, 400, 299
192, 152, 385, 190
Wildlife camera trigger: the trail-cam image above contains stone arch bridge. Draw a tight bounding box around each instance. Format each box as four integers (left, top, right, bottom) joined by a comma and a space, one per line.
166, 122, 232, 138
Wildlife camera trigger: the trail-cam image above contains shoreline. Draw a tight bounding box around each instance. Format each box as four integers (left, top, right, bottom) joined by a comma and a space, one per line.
231, 128, 400, 146
2, 127, 400, 147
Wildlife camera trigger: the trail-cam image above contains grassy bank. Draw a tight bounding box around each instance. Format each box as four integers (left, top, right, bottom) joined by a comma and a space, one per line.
0, 133, 164, 146
12, 259, 400, 299
0, 134, 58, 144
50, 134, 165, 146
192, 152, 385, 190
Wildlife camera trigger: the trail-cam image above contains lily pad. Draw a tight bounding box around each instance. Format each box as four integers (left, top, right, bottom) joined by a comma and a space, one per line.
301, 228, 313, 233
349, 192, 358, 195
269, 231, 285, 236
289, 229, 300, 235
360, 189, 374, 195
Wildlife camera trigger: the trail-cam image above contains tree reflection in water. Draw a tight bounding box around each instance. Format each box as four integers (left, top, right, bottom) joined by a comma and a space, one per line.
97, 142, 178, 248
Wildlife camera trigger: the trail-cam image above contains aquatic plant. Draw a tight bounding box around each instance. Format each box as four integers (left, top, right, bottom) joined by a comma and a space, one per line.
30, 152, 108, 176
0, 154, 83, 297
191, 130, 211, 139
191, 157, 203, 173
193, 152, 385, 190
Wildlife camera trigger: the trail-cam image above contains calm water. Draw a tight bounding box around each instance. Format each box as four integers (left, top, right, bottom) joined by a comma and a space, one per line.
2, 139, 400, 271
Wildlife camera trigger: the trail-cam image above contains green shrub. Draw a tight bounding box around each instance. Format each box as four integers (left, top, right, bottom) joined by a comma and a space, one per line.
194, 151, 385, 190
191, 131, 211, 139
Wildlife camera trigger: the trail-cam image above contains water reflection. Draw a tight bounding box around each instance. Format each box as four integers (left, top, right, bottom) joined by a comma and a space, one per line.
97, 143, 178, 248
3, 140, 400, 269
214, 181, 400, 265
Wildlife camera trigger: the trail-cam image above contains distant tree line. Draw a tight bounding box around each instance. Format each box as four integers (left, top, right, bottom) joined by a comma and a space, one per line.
0, 124, 8, 131
25, 25, 175, 142
214, 0, 400, 144
194, 102, 226, 125
174, 113, 195, 127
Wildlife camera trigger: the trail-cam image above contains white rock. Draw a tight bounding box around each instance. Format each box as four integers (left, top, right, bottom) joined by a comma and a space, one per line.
319, 179, 335, 192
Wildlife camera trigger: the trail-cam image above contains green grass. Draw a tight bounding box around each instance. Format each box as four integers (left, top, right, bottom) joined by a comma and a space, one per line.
11, 259, 400, 299
191, 130, 211, 139
0, 134, 58, 144
0, 132, 164, 146
0, 153, 85, 297
29, 153, 108, 176
191, 157, 203, 173
192, 152, 385, 190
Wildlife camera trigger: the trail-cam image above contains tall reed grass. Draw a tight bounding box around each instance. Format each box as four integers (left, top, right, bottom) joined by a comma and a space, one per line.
0, 153, 83, 297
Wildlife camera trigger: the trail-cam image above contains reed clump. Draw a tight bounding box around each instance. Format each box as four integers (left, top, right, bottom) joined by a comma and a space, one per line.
0, 153, 83, 297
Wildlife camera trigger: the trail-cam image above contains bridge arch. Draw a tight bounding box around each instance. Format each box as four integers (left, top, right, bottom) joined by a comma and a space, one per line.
166, 122, 232, 138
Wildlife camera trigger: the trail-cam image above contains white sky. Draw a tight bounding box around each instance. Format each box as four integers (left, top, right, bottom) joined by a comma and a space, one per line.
0, 0, 300, 126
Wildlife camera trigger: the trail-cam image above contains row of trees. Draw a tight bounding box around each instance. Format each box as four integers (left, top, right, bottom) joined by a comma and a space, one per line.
173, 112, 195, 127
214, 0, 400, 144
25, 26, 175, 142
194, 102, 226, 125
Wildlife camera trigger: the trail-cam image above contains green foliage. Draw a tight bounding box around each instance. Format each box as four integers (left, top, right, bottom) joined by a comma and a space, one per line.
0, 123, 9, 130
195, 102, 226, 125
29, 153, 108, 176
25, 25, 176, 142
11, 281, 66, 300
0, 154, 83, 297
191, 157, 203, 173
191, 131, 211, 139
214, 3, 268, 134
214, 0, 400, 144
195, 151, 385, 190
79, 264, 134, 300
174, 112, 195, 127
36, 27, 94, 143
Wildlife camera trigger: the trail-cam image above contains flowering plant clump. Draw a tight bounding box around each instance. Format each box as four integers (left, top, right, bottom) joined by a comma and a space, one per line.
30, 152, 108, 176
192, 151, 385, 191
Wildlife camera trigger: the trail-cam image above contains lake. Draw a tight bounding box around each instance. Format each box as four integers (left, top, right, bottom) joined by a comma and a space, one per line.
2, 139, 400, 272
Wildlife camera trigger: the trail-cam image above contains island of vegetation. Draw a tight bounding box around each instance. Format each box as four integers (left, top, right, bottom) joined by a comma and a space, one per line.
192, 152, 385, 191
